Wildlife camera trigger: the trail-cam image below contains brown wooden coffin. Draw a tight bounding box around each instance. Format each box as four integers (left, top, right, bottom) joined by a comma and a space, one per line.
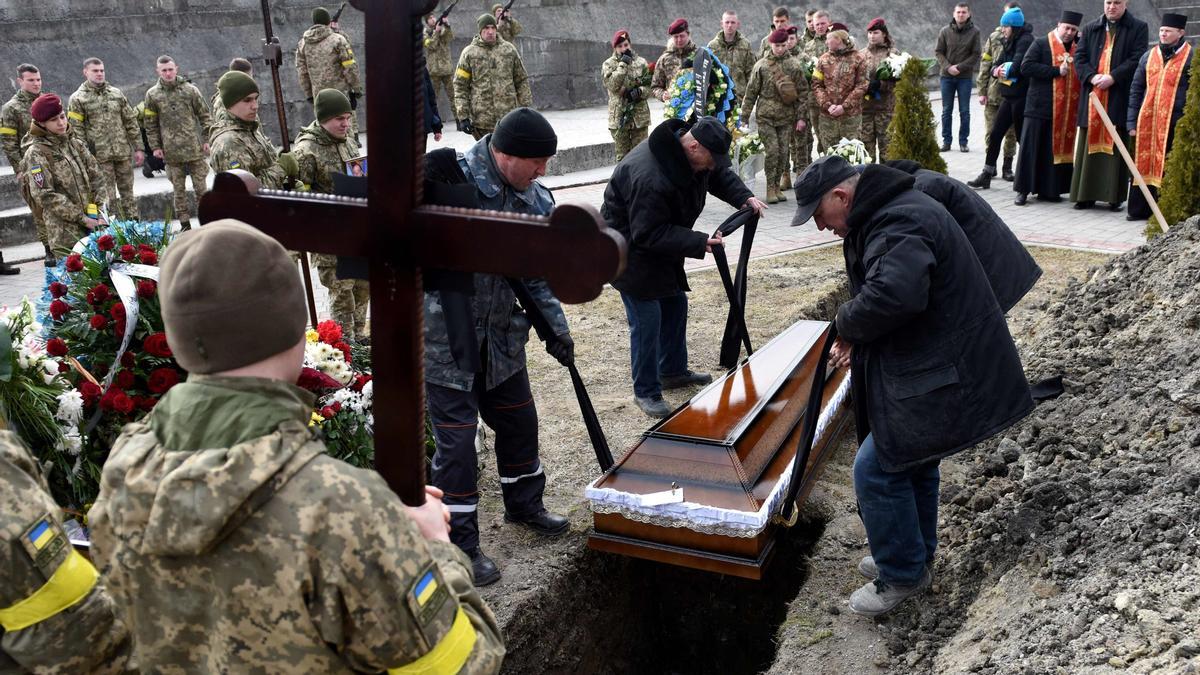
586, 320, 852, 579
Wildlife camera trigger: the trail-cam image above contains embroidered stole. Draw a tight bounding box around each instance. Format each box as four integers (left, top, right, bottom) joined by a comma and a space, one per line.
1050, 31, 1081, 164
1086, 27, 1116, 154
1135, 42, 1191, 187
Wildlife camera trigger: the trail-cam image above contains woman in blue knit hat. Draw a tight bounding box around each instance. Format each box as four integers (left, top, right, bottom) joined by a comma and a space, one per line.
968, 6, 1034, 189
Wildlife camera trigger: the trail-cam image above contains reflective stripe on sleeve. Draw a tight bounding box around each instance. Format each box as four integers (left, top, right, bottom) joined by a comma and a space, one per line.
0, 127, 16, 135
67, 111, 85, 122
0, 550, 99, 632
455, 68, 471, 80
388, 607, 478, 675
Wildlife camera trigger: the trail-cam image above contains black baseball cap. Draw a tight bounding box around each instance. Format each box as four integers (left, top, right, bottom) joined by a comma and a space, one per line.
690, 116, 733, 169
790, 155, 858, 227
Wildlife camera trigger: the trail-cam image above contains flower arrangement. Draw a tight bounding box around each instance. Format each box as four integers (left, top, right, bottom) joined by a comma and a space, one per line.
824, 137, 873, 165
734, 132, 765, 159
875, 52, 914, 81
663, 47, 741, 131
298, 320, 375, 468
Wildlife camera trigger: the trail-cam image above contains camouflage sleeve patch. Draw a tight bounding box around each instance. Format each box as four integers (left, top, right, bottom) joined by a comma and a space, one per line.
395, 563, 477, 674
27, 163, 46, 189
17, 514, 69, 580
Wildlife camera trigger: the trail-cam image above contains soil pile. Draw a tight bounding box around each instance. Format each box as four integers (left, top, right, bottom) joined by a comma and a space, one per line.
886, 217, 1200, 673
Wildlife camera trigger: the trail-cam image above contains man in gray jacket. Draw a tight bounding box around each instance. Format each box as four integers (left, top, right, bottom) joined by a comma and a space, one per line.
935, 3, 982, 152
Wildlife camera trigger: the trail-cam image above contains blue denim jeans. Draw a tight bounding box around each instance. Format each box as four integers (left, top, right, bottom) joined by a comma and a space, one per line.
853, 433, 940, 586
940, 76, 973, 145
619, 291, 689, 399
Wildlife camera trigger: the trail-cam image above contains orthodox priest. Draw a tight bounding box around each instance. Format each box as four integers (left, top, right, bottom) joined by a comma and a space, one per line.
1013, 12, 1082, 204
1125, 13, 1192, 221
1069, 0, 1148, 211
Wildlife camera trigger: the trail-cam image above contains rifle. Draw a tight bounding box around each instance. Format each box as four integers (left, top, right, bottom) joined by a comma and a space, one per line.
436, 0, 459, 26
331, 2, 348, 24
499, 0, 515, 19
259, 0, 319, 327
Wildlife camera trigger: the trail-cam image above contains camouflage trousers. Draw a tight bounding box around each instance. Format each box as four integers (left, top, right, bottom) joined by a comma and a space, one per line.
817, 114, 862, 156
46, 218, 88, 255
760, 123, 791, 191
18, 178, 48, 248
98, 159, 138, 220
610, 125, 648, 161
317, 258, 370, 340
861, 110, 893, 162
984, 102, 1017, 160
808, 105, 822, 159
431, 74, 455, 121
789, 124, 812, 177
166, 158, 209, 221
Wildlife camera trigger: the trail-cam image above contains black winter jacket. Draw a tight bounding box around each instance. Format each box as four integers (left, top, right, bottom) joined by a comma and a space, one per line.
1126, 41, 1193, 131
1020, 34, 1078, 121
602, 118, 753, 300
1074, 11, 1149, 127
997, 24, 1035, 100
837, 165, 1033, 471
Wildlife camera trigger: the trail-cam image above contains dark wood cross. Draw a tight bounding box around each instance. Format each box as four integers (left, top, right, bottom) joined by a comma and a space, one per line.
197, 0, 626, 505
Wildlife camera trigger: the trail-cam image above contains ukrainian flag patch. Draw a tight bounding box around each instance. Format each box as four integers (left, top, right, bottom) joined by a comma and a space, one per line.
28, 520, 54, 550
229, 161, 241, 169
416, 570, 438, 605
20, 514, 67, 577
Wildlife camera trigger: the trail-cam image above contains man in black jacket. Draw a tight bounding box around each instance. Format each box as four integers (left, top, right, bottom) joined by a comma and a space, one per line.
602, 116, 765, 417
791, 156, 1033, 616
1069, 0, 1149, 211
967, 7, 1033, 190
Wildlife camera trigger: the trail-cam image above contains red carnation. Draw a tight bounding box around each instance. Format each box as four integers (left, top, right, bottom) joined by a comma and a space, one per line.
136, 280, 157, 298
120, 351, 136, 368
114, 369, 136, 390
89, 314, 108, 330
138, 249, 158, 265
332, 340, 352, 363
297, 366, 341, 392
138, 243, 154, 252
80, 381, 102, 407
147, 367, 179, 394
49, 281, 69, 298
86, 283, 110, 305
46, 338, 69, 357
65, 253, 84, 272
316, 320, 342, 344
142, 332, 172, 358
101, 390, 135, 415
49, 299, 71, 320
96, 234, 115, 251
119, 244, 137, 261
110, 302, 126, 321
351, 373, 372, 392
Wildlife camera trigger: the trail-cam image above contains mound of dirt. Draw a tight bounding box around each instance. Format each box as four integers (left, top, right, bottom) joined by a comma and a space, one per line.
884, 217, 1200, 674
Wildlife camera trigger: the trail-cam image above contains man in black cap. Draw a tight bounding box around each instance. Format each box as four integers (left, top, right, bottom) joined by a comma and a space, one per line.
602, 116, 767, 417
791, 155, 1032, 617
423, 107, 574, 585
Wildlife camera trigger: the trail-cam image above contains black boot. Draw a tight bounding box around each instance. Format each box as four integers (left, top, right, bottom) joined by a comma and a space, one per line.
43, 243, 57, 268
1014, 192, 1028, 206
1002, 156, 1014, 182
0, 252, 19, 275
467, 548, 501, 586
967, 168, 995, 189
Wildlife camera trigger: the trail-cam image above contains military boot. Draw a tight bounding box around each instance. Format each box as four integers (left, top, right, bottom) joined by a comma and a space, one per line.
0, 252, 19, 275
777, 182, 788, 202
766, 187, 780, 204
1002, 155, 1014, 182
780, 172, 793, 190
967, 167, 995, 189
43, 243, 57, 268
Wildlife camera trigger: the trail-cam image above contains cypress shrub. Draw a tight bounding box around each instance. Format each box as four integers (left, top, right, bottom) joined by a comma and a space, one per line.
885, 58, 947, 174
1157, 50, 1200, 235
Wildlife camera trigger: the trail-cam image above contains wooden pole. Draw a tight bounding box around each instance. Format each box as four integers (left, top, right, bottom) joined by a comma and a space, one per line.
1088, 91, 1170, 232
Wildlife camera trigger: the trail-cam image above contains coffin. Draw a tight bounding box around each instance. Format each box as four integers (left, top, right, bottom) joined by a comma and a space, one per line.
586, 320, 852, 579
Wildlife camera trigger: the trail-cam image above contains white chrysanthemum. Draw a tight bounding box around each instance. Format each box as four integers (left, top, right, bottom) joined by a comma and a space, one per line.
361, 380, 373, 406
55, 390, 85, 426
58, 428, 83, 456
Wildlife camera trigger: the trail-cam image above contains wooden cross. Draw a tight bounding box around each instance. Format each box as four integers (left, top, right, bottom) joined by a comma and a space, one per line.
197, 0, 626, 506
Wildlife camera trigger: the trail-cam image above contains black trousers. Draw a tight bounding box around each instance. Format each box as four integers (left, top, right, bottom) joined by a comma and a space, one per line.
985, 97, 1025, 169
426, 366, 546, 552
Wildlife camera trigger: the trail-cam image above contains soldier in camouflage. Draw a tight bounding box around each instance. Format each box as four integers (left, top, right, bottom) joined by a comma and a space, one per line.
651, 19, 698, 103
708, 11, 755, 104
759, 6, 792, 58
89, 220, 505, 673
208, 71, 297, 189
602, 30, 652, 161
22, 95, 109, 257
813, 27, 869, 152
294, 90, 370, 341
798, 9, 819, 53
2, 64, 49, 266
296, 7, 363, 134
67, 58, 143, 220
977, 7, 1019, 180
424, 13, 457, 126
491, 3, 522, 43
860, 18, 900, 161
454, 14, 533, 141
210, 57, 253, 123
1, 425, 132, 673
143, 56, 213, 228
801, 11, 831, 164
744, 29, 810, 204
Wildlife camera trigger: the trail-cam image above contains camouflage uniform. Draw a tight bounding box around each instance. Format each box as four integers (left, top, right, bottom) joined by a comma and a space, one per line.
296, 23, 363, 133
144, 77, 213, 222
454, 36, 533, 140
650, 40, 698, 103
21, 124, 107, 254
496, 14, 522, 43
0, 429, 133, 673
209, 90, 229, 122
708, 32, 756, 103
860, 40, 900, 161
67, 81, 140, 219
602, 50, 652, 160
978, 27, 1017, 162
89, 375, 505, 672
208, 116, 289, 188
1, 90, 48, 248
744, 52, 810, 197
813, 46, 869, 152
801, 35, 828, 160
424, 22, 457, 122
293, 120, 369, 339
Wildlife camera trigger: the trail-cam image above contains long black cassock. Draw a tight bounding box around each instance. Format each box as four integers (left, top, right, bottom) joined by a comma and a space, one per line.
1015, 32, 1078, 200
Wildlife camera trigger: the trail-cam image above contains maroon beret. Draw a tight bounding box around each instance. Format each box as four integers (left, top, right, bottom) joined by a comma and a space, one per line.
867, 17, 887, 33
30, 94, 63, 123
612, 29, 630, 48
668, 18, 688, 35
768, 28, 789, 44
786, 25, 799, 35
830, 22, 848, 32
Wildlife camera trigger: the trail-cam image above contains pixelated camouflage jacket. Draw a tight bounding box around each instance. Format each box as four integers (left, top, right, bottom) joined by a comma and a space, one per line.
453, 36, 533, 130
813, 46, 870, 116
67, 81, 139, 162
861, 41, 900, 113
0, 89, 36, 169
743, 52, 811, 126
801, 34, 828, 78
293, 121, 360, 268
708, 31, 756, 98
424, 23, 456, 77
209, 89, 231, 122
21, 124, 107, 229
651, 40, 697, 101
143, 77, 213, 163
978, 27, 1006, 101
208, 116, 287, 188
0, 430, 133, 674
425, 138, 567, 392
602, 51, 652, 130
296, 23, 363, 99
88, 375, 506, 673
497, 15, 522, 43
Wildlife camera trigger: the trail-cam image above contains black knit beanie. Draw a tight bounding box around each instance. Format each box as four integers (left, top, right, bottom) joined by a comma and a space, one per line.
313, 7, 331, 25
491, 107, 558, 158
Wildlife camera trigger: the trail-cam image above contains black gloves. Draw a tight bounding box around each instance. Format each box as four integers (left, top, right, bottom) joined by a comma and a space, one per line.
458, 118, 473, 134
867, 79, 881, 96
547, 334, 574, 367
619, 52, 633, 65
348, 92, 359, 110
623, 87, 643, 102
